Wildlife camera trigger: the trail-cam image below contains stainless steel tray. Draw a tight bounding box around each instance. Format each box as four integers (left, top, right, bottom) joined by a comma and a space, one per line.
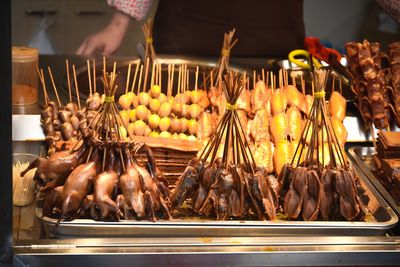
348, 146, 400, 217
35, 162, 398, 238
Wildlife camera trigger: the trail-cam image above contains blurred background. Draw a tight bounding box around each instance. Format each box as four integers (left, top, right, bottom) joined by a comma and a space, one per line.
11, 0, 400, 55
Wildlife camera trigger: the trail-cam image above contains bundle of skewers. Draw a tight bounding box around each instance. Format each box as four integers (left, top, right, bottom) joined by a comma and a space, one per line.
171, 71, 277, 221
345, 39, 400, 130
277, 70, 368, 221
22, 64, 172, 223
38, 59, 103, 154
117, 60, 209, 140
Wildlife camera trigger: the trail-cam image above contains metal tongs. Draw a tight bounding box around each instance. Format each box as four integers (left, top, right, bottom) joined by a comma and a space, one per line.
289, 37, 351, 83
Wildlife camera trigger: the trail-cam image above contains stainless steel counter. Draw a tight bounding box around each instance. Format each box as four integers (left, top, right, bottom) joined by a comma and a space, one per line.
12, 236, 400, 267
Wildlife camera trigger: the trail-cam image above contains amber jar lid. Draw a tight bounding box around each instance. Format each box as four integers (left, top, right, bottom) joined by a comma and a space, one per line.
12, 46, 39, 62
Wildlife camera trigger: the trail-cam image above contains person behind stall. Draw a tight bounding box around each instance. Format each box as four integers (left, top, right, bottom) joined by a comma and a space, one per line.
76, 0, 306, 58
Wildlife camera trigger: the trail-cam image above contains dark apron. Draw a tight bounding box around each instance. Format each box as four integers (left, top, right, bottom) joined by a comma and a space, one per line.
153, 0, 305, 58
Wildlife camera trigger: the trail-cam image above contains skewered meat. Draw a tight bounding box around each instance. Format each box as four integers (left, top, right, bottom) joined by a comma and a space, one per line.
58, 110, 71, 123
249, 108, 270, 143
56, 150, 99, 224
285, 85, 305, 111
171, 160, 200, 208
286, 106, 303, 141
199, 167, 238, 220
283, 167, 307, 219
119, 147, 145, 219
270, 113, 289, 143
273, 140, 291, 176
91, 149, 120, 221
192, 162, 217, 212
87, 92, 102, 111
61, 122, 74, 140
197, 90, 211, 109
248, 170, 277, 220
303, 94, 313, 116
319, 168, 338, 220
208, 86, 221, 107
20, 142, 88, 191
252, 140, 274, 174
330, 117, 348, 146
335, 168, 360, 220
251, 80, 268, 112
136, 143, 170, 198
271, 88, 288, 116
301, 170, 322, 221
329, 91, 346, 121
237, 88, 251, 113
65, 102, 79, 114
198, 111, 213, 140
388, 42, 400, 126
70, 115, 80, 131
134, 144, 172, 220
345, 40, 389, 129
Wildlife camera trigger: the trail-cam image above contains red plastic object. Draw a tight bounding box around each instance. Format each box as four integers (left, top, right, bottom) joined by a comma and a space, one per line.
304, 37, 342, 63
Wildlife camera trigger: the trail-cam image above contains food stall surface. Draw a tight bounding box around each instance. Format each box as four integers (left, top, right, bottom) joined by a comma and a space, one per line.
10, 55, 400, 266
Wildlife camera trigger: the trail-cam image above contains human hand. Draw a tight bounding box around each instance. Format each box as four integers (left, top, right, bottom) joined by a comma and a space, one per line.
76, 10, 131, 56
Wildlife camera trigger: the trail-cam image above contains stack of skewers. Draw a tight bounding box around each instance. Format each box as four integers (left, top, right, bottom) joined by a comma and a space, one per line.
171, 71, 277, 220
22, 64, 172, 223
277, 70, 368, 221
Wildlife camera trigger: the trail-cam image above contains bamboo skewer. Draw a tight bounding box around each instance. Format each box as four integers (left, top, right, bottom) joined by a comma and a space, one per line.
87, 60, 93, 97
143, 57, 150, 92
72, 65, 81, 110
36, 67, 49, 106
195, 66, 199, 91
125, 63, 132, 94
141, 18, 156, 64
137, 65, 143, 95
93, 59, 97, 93
130, 62, 140, 93
66, 59, 72, 103
47, 66, 61, 107
150, 61, 156, 88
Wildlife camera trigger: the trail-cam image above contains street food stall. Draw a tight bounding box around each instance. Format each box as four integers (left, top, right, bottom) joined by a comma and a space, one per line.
4, 4, 400, 266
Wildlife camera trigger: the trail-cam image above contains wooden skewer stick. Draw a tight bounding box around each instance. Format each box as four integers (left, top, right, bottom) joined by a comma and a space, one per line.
143, 57, 150, 92
167, 64, 171, 95
177, 65, 182, 95
150, 60, 156, 88
168, 64, 175, 97
202, 72, 207, 91
270, 72, 274, 92
158, 62, 162, 87
186, 69, 190, 92
261, 68, 265, 84
72, 64, 81, 110
47, 66, 61, 107
195, 66, 199, 91
137, 64, 143, 95
36, 66, 48, 106
210, 70, 214, 88
65, 59, 72, 103
130, 62, 139, 93
253, 70, 256, 88
93, 59, 96, 93
87, 60, 93, 96
103, 56, 107, 76
125, 63, 132, 94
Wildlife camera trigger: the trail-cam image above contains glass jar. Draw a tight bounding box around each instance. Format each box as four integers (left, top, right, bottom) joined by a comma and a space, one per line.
12, 46, 39, 105
13, 153, 38, 207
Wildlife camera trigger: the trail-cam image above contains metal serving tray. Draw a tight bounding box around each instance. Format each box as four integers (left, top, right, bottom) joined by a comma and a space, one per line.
36, 162, 397, 238
348, 146, 400, 217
